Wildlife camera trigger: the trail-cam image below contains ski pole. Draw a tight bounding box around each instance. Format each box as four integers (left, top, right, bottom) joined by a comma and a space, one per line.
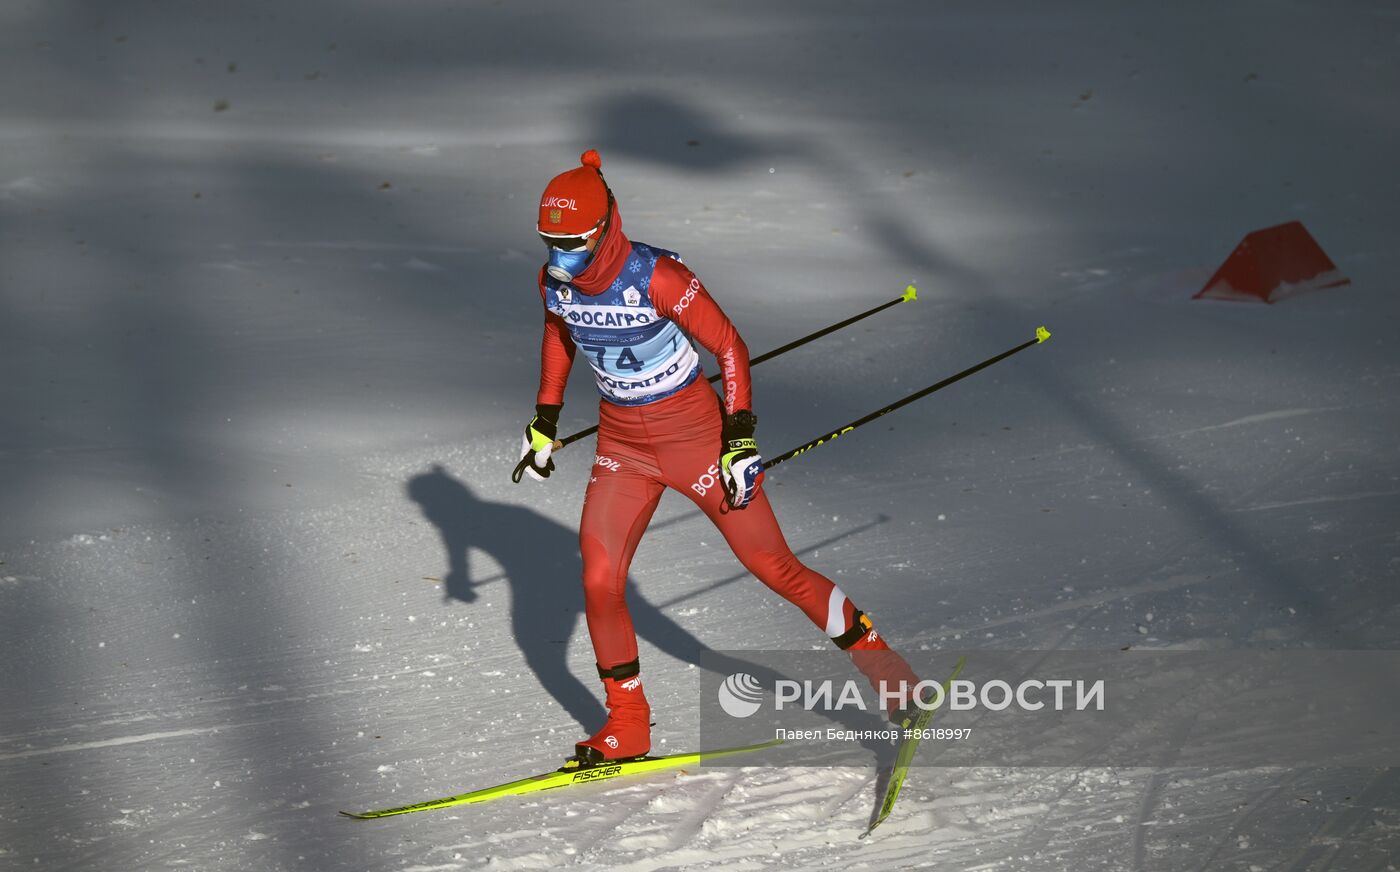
764, 326, 1052, 470
550, 285, 920, 451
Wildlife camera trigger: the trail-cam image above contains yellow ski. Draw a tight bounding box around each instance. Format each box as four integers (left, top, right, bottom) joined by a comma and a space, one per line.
340, 738, 783, 820
863, 656, 968, 837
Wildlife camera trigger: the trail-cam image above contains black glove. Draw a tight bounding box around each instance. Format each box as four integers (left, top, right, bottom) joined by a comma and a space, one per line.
720, 410, 764, 509
512, 403, 562, 483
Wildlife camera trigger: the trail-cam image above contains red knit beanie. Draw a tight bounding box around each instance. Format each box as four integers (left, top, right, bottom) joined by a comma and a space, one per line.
538, 150, 609, 235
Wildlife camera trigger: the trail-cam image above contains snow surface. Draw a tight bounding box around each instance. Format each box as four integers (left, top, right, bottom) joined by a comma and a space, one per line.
3, 1, 1399, 869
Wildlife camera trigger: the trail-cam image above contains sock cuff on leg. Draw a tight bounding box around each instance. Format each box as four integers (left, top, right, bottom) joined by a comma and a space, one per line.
597, 657, 641, 680
831, 611, 872, 650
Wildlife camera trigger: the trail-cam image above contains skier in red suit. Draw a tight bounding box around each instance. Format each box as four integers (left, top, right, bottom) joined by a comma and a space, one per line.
517, 150, 922, 764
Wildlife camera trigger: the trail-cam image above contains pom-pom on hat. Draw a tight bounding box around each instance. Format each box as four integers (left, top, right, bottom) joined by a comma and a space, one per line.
538, 149, 610, 235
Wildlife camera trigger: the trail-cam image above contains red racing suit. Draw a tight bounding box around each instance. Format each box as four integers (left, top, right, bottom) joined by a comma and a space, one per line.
535, 204, 917, 708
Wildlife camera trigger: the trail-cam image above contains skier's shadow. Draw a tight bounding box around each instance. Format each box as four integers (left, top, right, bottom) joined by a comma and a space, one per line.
406, 465, 891, 760
407, 465, 607, 728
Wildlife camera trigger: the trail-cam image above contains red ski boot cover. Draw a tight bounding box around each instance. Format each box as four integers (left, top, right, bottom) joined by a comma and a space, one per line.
846, 622, 922, 720
576, 674, 651, 762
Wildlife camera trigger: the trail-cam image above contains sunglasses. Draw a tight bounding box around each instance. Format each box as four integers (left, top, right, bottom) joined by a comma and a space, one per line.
538, 229, 595, 252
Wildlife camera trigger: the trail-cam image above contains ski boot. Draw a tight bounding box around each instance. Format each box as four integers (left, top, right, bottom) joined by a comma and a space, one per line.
567, 658, 652, 768
837, 611, 924, 722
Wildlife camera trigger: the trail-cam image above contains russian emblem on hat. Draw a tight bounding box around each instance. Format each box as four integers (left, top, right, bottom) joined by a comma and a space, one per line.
549, 208, 563, 224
